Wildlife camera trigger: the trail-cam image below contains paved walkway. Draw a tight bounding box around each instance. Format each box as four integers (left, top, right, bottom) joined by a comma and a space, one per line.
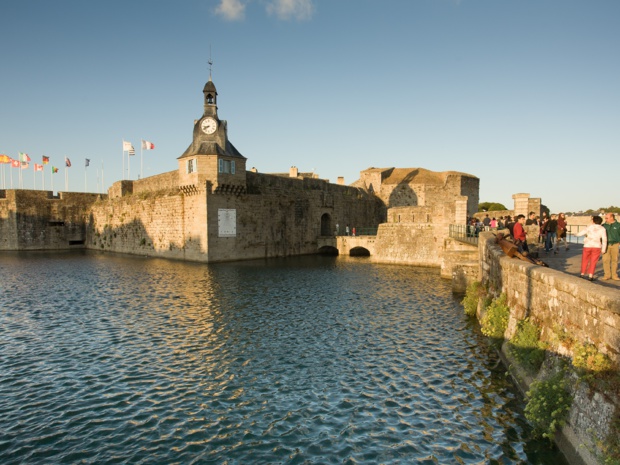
529, 242, 620, 289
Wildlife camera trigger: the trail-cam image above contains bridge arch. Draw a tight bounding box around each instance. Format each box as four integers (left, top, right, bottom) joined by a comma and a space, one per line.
318, 246, 339, 256
349, 246, 371, 257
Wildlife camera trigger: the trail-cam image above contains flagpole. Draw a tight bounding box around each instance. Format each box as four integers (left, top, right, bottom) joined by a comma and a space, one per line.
140, 140, 143, 180
122, 139, 125, 180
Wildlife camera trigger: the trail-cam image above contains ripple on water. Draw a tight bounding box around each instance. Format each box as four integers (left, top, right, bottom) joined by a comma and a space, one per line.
0, 252, 567, 464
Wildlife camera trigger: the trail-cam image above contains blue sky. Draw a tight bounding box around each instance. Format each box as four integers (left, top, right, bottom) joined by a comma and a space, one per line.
1, 0, 618, 213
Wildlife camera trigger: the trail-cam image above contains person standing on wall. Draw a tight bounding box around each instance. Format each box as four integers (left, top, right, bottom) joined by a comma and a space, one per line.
602, 213, 620, 281
556, 212, 569, 252
512, 214, 529, 254
544, 214, 558, 254
576, 215, 607, 281
483, 214, 491, 231
525, 212, 537, 225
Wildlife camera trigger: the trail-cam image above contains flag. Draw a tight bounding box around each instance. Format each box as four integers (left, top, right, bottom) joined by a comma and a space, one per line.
123, 140, 133, 151
52, 166, 59, 173
128, 146, 135, 156
141, 140, 155, 150
34, 163, 43, 172
19, 152, 31, 162
21, 162, 29, 169
85, 158, 90, 167
0, 154, 11, 164
65, 157, 71, 167
11, 159, 20, 168
42, 156, 50, 164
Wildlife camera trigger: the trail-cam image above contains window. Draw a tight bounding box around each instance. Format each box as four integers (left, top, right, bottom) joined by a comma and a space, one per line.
219, 159, 236, 174
187, 159, 195, 174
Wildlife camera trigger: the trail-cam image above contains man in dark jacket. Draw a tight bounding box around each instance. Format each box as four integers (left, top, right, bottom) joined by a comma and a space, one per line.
544, 214, 558, 253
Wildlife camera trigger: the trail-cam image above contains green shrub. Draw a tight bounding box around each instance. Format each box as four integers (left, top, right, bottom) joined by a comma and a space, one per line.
480, 293, 509, 338
525, 371, 572, 439
462, 281, 483, 317
508, 318, 546, 373
573, 342, 613, 375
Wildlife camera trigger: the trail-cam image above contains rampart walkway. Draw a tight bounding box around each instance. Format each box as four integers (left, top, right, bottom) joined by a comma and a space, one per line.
530, 242, 620, 289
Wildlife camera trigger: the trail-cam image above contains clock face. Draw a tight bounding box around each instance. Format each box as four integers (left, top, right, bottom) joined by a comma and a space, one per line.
201, 117, 217, 134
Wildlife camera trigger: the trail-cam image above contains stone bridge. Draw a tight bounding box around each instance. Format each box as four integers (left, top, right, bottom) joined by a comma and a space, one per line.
317, 235, 376, 256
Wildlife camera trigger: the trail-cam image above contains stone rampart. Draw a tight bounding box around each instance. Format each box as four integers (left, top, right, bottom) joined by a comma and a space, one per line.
479, 232, 620, 361
478, 231, 620, 464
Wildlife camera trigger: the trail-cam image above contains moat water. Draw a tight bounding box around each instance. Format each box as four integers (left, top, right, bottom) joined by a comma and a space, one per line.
0, 251, 567, 464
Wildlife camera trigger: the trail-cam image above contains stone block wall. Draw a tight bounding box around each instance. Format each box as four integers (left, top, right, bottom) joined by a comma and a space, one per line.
133, 171, 179, 195
87, 187, 208, 260
0, 190, 101, 250
372, 223, 440, 267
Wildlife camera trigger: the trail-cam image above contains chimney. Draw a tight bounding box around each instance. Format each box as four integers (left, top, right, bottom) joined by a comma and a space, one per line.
289, 166, 298, 178
337, 176, 345, 185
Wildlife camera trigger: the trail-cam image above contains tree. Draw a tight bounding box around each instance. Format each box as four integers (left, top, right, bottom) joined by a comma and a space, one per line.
478, 202, 507, 212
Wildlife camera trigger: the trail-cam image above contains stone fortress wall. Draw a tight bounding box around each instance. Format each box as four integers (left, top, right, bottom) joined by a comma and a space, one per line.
1, 163, 479, 268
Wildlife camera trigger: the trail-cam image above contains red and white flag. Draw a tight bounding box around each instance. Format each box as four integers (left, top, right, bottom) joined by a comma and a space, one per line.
11, 159, 20, 168
141, 140, 155, 150
34, 163, 44, 172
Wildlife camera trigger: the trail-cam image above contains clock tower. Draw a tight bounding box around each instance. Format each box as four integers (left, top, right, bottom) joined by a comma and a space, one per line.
178, 77, 247, 192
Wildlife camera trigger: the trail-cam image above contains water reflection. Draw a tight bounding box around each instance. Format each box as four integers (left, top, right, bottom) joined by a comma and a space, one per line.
0, 251, 566, 464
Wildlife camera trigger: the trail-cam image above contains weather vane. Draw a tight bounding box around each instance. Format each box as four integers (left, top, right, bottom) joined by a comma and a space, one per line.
208, 46, 213, 80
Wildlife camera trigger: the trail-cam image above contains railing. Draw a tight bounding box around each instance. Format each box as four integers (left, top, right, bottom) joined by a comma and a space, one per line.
449, 224, 479, 245
566, 225, 586, 244
336, 226, 378, 237
448, 223, 588, 247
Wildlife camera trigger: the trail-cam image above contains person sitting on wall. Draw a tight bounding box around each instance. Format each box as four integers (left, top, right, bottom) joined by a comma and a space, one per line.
505, 215, 515, 237
512, 214, 529, 254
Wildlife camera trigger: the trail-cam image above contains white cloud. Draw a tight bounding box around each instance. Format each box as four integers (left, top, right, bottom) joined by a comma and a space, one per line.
265, 0, 315, 21
215, 0, 246, 21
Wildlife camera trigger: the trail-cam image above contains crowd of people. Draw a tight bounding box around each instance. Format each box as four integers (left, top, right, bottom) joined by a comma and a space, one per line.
469, 211, 620, 282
